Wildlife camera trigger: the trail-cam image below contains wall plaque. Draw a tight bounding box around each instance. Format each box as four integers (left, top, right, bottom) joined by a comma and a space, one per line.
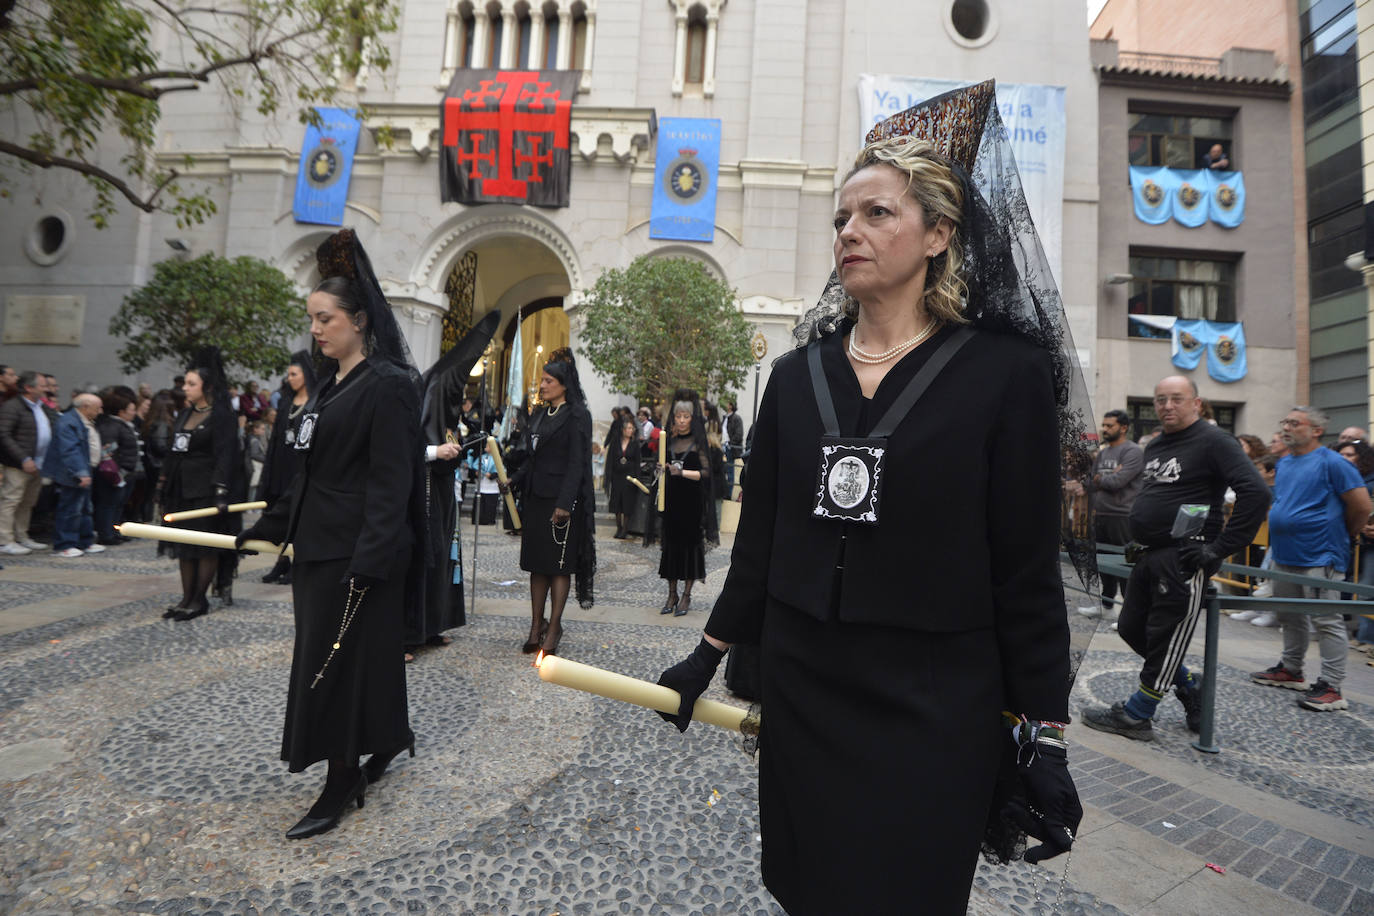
3, 295, 84, 345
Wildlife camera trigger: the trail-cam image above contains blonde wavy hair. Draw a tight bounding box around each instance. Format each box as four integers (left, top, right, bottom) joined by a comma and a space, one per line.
841, 137, 968, 325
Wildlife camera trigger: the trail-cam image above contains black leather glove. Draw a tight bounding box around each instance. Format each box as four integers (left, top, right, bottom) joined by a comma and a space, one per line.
214, 485, 230, 515
1005, 738, 1082, 864
1177, 541, 1221, 577
656, 637, 726, 732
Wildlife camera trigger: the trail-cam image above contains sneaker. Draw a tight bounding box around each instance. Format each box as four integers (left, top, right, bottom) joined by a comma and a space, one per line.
1296, 680, 1349, 711
1176, 676, 1205, 733
17, 538, 44, 550
1252, 581, 1273, 598
1250, 611, 1279, 627
1076, 605, 1103, 619
0, 542, 32, 555
55, 547, 84, 558
1229, 610, 1259, 622
1109, 621, 1119, 632
1250, 663, 1307, 690
1081, 702, 1155, 741
83, 543, 106, 554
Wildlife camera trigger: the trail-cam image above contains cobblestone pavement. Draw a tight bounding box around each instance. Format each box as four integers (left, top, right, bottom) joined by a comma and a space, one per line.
0, 520, 1371, 914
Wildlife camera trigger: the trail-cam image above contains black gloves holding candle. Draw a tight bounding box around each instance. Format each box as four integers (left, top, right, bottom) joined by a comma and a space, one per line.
655, 638, 726, 732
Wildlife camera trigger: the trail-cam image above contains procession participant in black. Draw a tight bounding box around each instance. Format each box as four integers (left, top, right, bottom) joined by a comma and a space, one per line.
238, 229, 424, 839
406, 308, 501, 657
504, 348, 593, 657
255, 351, 317, 585
656, 81, 1094, 914
159, 347, 242, 621
1082, 375, 1269, 738
658, 398, 710, 616
606, 415, 642, 539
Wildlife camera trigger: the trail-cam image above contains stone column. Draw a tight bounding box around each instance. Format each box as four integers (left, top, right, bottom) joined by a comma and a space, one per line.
529, 13, 545, 69
556, 11, 572, 69
702, 11, 719, 97
671, 8, 688, 96
500, 10, 518, 68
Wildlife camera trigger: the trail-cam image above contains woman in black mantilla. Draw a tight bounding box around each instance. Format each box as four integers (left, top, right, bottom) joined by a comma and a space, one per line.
505, 348, 593, 657
606, 415, 641, 539
159, 347, 243, 621
656, 82, 1093, 914
239, 229, 423, 840
255, 350, 317, 585
658, 397, 710, 616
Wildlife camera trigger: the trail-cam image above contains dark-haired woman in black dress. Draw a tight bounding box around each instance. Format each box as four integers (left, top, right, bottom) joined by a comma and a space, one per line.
506, 356, 593, 657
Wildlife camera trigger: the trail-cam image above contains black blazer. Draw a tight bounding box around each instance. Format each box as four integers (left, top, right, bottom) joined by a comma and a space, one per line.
257, 362, 419, 581
164, 405, 237, 501
607, 432, 641, 471
705, 322, 1071, 721
512, 402, 592, 511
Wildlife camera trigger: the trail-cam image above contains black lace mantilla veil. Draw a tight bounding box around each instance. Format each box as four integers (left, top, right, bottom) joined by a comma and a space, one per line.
797, 79, 1098, 603
314, 228, 423, 389
794, 82, 1099, 865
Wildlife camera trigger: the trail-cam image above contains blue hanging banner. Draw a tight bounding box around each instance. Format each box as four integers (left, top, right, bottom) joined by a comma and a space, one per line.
1207, 170, 1245, 227
1172, 169, 1209, 228
1206, 321, 1247, 382
650, 118, 721, 242
1130, 166, 1175, 225
294, 107, 362, 226
1170, 318, 1210, 370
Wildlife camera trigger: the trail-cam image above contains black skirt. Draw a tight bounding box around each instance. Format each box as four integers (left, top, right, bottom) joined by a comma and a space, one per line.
758, 597, 1003, 915
519, 495, 583, 575
282, 556, 412, 772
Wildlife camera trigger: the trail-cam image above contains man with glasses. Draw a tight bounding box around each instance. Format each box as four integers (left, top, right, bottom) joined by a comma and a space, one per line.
1083, 375, 1269, 739
1338, 426, 1369, 446
1250, 407, 1371, 711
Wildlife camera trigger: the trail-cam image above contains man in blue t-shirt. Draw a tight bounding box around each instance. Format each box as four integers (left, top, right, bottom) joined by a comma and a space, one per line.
1252, 405, 1372, 711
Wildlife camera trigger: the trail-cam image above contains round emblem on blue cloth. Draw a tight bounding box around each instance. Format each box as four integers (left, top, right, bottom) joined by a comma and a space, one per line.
305, 145, 342, 189
663, 157, 708, 202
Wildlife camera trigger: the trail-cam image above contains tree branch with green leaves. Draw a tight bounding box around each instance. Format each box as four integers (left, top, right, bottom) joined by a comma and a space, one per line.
110, 253, 306, 381
0, 0, 394, 227
578, 256, 755, 408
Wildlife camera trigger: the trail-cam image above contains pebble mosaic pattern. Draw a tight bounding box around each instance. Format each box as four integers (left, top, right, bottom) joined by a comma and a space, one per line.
1074, 649, 1374, 830
1, 525, 1369, 913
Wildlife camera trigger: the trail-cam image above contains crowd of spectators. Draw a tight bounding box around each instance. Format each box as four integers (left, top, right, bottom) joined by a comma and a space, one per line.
0, 364, 285, 560
1068, 388, 1374, 723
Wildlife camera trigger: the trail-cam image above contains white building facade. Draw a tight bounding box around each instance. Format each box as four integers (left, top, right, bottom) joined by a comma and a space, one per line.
4, 0, 1100, 430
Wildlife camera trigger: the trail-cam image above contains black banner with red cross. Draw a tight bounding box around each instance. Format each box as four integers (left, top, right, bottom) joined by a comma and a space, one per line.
440, 69, 578, 208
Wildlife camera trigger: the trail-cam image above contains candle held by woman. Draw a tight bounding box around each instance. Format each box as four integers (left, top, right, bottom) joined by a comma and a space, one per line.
535, 652, 756, 734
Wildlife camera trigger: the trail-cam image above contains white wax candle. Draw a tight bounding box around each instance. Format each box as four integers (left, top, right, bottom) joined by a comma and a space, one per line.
163, 501, 267, 522
536, 653, 755, 734
486, 436, 522, 529
117, 521, 292, 557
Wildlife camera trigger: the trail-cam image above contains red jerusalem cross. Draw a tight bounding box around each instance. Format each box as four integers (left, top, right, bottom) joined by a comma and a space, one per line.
442, 71, 571, 200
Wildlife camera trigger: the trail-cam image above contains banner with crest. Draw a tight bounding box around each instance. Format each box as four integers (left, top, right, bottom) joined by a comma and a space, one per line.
1170, 318, 1210, 370
1205, 321, 1247, 382
440, 69, 578, 208
293, 107, 362, 226
1206, 170, 1246, 227
650, 118, 721, 242
1172, 169, 1209, 228
1130, 166, 1176, 225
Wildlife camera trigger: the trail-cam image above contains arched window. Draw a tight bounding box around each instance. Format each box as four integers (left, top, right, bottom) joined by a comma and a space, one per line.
514, 4, 532, 68
685, 10, 707, 87
541, 3, 559, 69
486, 4, 503, 67
571, 4, 589, 70
461, 8, 475, 67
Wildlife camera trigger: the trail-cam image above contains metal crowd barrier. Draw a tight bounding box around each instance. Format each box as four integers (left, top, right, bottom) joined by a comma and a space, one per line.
1063, 551, 1374, 756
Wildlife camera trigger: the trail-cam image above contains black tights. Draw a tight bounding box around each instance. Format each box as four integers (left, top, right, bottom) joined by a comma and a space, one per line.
529, 572, 571, 645
665, 579, 693, 604
177, 555, 218, 610
307, 758, 362, 817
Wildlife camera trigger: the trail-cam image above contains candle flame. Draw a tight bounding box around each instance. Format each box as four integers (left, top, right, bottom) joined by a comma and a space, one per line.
534, 650, 545, 668
162, 515, 172, 522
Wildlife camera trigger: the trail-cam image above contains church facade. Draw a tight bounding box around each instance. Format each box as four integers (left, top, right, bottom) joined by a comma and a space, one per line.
3, 0, 1099, 431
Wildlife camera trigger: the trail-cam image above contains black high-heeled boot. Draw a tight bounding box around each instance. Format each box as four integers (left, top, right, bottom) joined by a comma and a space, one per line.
363, 737, 416, 784
286, 765, 366, 839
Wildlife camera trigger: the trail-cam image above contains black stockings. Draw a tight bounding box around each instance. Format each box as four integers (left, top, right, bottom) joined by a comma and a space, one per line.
307, 758, 362, 818
529, 572, 571, 649
177, 556, 217, 610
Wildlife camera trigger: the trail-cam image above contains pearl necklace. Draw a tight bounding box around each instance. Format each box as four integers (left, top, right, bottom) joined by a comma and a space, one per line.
847, 319, 937, 364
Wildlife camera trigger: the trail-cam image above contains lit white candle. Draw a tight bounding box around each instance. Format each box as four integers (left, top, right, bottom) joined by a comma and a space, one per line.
163, 501, 267, 522
536, 653, 757, 734
117, 521, 292, 557
486, 436, 522, 528
657, 430, 667, 512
